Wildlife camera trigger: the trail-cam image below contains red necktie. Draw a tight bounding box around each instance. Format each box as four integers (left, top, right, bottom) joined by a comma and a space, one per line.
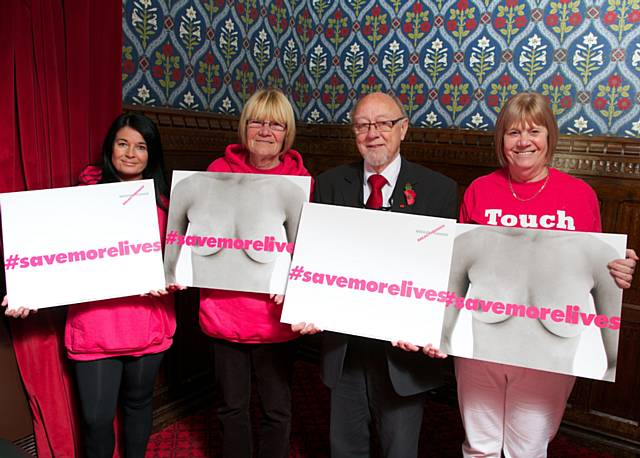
366, 174, 388, 209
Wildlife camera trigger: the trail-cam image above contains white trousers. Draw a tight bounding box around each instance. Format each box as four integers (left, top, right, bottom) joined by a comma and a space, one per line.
455, 357, 575, 458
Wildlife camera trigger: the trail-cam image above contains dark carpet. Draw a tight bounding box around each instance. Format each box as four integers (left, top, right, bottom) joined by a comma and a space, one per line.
146, 360, 614, 457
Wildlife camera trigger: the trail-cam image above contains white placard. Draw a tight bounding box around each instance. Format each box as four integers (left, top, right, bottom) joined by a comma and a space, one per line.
164, 171, 311, 294
281, 203, 457, 346
1, 180, 165, 309
442, 224, 626, 381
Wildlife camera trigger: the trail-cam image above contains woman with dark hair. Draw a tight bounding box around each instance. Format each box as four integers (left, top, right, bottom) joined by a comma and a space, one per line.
82, 112, 169, 209
67, 112, 175, 458
5, 112, 176, 458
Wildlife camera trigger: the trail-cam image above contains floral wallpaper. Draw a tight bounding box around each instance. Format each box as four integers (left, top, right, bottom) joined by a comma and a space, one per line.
122, 0, 640, 137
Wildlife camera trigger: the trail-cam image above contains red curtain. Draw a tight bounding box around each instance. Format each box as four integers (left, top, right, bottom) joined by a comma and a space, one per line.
0, 1, 122, 456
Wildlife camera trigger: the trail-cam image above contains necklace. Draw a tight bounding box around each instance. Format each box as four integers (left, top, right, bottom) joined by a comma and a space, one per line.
508, 171, 550, 202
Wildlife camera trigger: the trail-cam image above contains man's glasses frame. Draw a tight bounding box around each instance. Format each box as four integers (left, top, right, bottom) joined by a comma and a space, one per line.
352, 117, 406, 134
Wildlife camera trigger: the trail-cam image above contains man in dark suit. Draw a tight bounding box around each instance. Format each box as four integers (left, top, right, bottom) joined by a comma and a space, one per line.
294, 92, 457, 457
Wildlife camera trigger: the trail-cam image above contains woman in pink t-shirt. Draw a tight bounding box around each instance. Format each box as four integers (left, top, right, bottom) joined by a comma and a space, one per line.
444, 93, 636, 457
396, 92, 636, 457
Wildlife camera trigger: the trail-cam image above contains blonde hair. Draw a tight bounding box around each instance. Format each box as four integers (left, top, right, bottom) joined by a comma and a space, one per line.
494, 92, 558, 167
238, 89, 296, 154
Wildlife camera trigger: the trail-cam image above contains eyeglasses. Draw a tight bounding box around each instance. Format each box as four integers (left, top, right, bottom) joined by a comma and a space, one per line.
352, 117, 406, 134
247, 119, 287, 132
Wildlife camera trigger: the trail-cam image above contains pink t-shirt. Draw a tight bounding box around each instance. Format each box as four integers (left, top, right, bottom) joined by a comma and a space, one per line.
460, 167, 601, 233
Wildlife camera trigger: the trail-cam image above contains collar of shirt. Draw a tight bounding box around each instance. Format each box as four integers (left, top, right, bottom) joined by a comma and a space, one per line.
363, 153, 401, 208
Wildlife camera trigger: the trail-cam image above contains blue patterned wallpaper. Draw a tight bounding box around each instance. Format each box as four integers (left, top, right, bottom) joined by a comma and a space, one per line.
122, 0, 640, 138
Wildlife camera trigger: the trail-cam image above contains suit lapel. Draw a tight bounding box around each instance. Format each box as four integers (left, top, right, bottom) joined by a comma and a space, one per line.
391, 158, 416, 212
337, 162, 364, 208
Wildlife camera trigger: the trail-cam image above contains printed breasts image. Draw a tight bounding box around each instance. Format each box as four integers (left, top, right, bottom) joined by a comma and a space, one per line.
164, 172, 306, 293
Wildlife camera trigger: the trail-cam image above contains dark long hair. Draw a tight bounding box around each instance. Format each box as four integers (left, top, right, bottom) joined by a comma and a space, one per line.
100, 113, 169, 209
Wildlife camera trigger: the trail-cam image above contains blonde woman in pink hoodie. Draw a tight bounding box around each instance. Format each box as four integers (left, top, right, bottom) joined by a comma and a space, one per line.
169, 89, 311, 458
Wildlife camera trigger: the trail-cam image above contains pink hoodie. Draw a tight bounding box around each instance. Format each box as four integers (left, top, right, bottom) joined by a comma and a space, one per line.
64, 166, 176, 360
199, 144, 311, 343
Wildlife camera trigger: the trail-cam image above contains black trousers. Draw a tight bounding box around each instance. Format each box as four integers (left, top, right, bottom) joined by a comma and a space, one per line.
330, 337, 426, 458
74, 352, 164, 458
213, 339, 296, 458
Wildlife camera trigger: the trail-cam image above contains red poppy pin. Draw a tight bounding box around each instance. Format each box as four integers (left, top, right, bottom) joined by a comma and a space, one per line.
403, 183, 416, 207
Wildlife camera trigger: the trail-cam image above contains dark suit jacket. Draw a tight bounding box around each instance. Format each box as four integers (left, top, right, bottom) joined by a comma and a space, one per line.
314, 157, 458, 397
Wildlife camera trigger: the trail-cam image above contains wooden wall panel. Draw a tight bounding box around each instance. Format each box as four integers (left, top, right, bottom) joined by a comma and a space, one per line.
151, 289, 216, 429
616, 203, 640, 304
591, 315, 640, 420
126, 105, 640, 453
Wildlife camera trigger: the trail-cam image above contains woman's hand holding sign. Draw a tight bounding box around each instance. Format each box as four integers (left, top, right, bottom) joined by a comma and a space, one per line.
291, 322, 322, 335
2, 295, 37, 319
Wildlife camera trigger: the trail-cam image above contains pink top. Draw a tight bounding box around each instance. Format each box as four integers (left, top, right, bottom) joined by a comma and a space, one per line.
460, 167, 601, 232
199, 144, 311, 343
64, 166, 176, 360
